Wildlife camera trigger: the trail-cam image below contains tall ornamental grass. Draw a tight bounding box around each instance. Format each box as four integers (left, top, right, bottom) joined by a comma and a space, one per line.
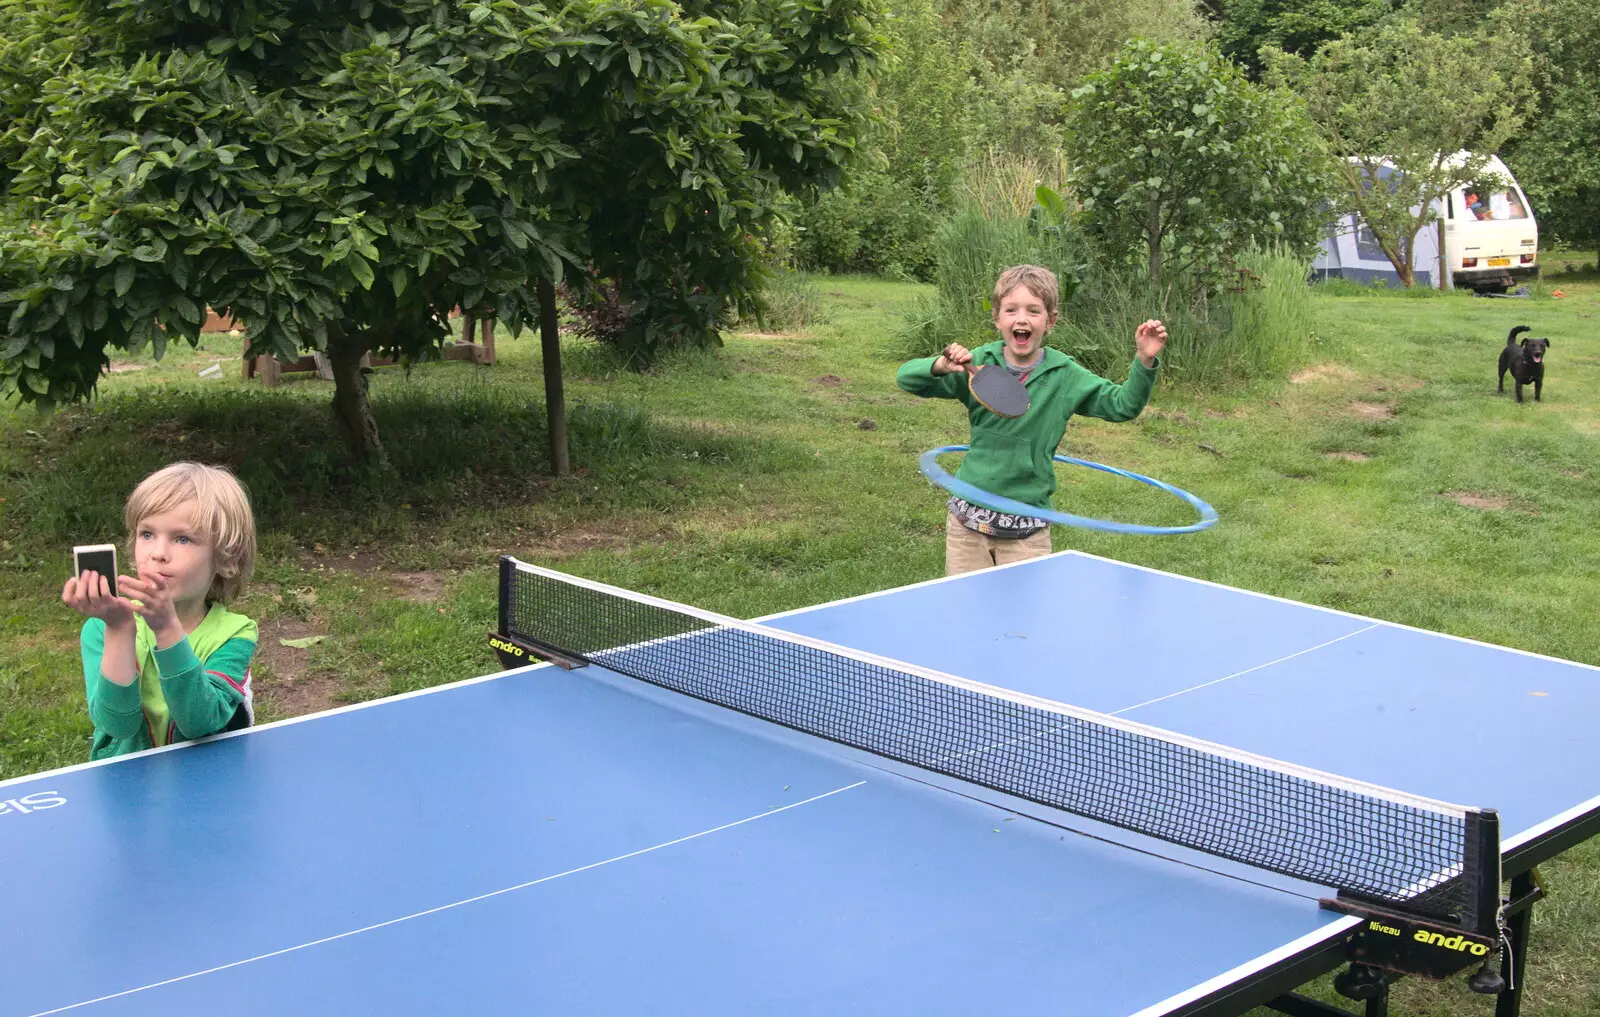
893, 201, 1318, 386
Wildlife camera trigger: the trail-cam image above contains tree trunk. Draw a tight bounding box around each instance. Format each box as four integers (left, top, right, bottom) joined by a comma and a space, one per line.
326, 323, 388, 468
537, 278, 569, 476
1375, 233, 1415, 288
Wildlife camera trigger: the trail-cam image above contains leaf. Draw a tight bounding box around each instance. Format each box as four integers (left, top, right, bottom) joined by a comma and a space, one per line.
173, 295, 202, 325
348, 253, 375, 291
114, 262, 136, 297
278, 635, 325, 649
1035, 185, 1067, 217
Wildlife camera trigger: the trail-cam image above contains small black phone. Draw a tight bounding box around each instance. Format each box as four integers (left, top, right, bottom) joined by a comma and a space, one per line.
72, 544, 119, 598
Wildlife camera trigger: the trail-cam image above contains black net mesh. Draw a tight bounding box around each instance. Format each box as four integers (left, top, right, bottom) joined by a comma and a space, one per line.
508, 563, 1472, 921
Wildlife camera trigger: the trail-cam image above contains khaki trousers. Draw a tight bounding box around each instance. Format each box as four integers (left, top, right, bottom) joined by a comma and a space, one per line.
945, 512, 1052, 576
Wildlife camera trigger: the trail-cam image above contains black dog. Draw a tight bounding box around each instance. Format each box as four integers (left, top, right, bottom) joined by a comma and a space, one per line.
1498, 325, 1551, 403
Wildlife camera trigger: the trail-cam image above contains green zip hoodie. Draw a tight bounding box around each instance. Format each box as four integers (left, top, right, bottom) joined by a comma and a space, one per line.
80, 604, 258, 760
897, 342, 1159, 509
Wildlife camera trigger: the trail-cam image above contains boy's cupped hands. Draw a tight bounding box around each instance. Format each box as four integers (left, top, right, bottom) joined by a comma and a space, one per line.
63, 569, 184, 637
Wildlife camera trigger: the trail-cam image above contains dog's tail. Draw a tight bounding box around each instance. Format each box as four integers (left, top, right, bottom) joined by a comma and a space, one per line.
1508, 325, 1531, 343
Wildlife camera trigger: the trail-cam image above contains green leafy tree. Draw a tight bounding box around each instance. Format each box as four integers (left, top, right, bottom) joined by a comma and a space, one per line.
1501, 0, 1600, 261
1063, 38, 1334, 295
795, 0, 974, 277
0, 0, 882, 463
949, 0, 1209, 95
1215, 0, 1400, 77
1265, 16, 1534, 287
1403, 0, 1505, 34
948, 0, 1208, 154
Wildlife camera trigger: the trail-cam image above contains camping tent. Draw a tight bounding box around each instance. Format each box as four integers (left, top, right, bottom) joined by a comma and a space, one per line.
1311, 209, 1442, 289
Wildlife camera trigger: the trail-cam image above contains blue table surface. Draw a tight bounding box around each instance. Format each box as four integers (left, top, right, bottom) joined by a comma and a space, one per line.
3, 551, 1596, 1016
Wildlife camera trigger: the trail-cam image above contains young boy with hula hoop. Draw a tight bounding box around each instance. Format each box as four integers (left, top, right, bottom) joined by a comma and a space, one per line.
896, 264, 1167, 575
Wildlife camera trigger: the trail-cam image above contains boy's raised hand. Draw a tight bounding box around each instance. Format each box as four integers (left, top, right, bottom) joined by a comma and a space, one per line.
119, 571, 183, 644
934, 343, 973, 375
1135, 320, 1167, 367
61, 571, 136, 628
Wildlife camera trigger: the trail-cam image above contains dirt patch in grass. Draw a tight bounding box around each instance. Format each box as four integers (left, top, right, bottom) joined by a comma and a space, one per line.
522, 519, 675, 558
1290, 364, 1357, 384
387, 571, 447, 602
252, 616, 340, 718
1324, 451, 1372, 462
106, 361, 145, 373
1447, 491, 1512, 511
256, 672, 343, 720
1349, 401, 1397, 420
809, 374, 846, 387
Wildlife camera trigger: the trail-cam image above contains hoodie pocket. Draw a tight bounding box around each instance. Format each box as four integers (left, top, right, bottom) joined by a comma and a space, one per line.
959, 428, 1049, 506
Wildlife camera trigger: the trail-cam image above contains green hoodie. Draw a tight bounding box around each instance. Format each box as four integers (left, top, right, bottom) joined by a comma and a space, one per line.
80, 604, 258, 760
897, 342, 1158, 509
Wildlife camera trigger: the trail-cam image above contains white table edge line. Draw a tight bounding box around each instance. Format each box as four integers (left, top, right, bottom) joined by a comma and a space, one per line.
0, 662, 552, 789
754, 548, 1073, 622
1126, 916, 1362, 1017
1065, 550, 1600, 673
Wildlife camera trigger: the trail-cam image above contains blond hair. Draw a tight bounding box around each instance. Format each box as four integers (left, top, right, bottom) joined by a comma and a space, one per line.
992, 264, 1060, 318
124, 462, 257, 605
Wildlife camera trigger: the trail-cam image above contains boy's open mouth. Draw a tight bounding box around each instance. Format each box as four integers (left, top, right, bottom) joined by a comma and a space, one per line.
1011, 327, 1033, 342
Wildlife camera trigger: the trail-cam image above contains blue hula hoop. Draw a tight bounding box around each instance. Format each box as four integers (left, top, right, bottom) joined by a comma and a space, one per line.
919, 445, 1219, 536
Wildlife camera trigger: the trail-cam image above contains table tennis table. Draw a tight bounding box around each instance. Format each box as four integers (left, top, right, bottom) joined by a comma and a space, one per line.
3, 550, 1597, 1017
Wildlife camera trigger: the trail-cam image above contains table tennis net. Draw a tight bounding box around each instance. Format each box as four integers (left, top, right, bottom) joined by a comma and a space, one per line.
501, 558, 1493, 927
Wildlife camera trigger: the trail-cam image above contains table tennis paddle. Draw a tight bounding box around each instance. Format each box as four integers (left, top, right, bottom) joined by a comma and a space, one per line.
964, 363, 1030, 418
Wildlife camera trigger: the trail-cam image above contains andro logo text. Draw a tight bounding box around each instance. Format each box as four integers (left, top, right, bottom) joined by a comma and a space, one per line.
1414, 930, 1490, 956
489, 636, 529, 659
0, 791, 67, 817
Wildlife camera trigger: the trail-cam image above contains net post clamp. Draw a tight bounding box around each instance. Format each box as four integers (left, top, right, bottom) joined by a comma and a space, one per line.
1322, 897, 1498, 980
1324, 807, 1503, 984
487, 631, 587, 672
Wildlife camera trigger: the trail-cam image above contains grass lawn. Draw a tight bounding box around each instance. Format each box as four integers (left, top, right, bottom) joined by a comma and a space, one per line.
2, 261, 1597, 1015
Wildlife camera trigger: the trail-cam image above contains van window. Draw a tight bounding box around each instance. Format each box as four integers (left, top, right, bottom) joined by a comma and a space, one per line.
1461, 185, 1529, 221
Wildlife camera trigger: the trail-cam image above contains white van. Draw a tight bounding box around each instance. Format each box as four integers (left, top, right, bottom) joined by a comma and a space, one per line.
1311, 153, 1539, 292
1441, 154, 1539, 292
